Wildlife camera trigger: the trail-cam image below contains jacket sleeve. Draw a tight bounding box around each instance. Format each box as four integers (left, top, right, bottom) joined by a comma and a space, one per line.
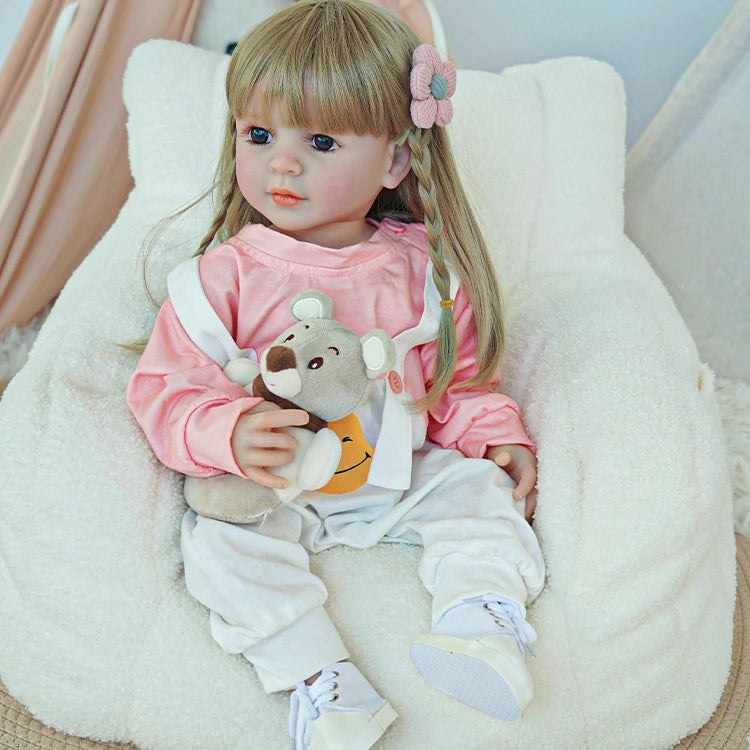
126, 249, 262, 477
420, 289, 535, 458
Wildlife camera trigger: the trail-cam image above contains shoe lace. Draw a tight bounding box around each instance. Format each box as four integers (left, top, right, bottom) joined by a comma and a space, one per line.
483, 598, 538, 658
289, 668, 340, 749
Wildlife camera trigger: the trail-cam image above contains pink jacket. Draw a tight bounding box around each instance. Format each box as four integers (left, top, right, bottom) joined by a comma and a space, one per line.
127, 220, 533, 479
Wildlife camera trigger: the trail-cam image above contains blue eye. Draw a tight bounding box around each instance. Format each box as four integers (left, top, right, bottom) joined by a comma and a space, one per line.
312, 134, 338, 152
248, 127, 271, 144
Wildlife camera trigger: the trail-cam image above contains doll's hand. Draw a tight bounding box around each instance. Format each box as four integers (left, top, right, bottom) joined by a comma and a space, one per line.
231, 401, 310, 489
487, 444, 538, 521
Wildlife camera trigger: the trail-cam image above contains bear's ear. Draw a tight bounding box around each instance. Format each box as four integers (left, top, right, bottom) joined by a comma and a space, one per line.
290, 290, 333, 321
361, 330, 396, 379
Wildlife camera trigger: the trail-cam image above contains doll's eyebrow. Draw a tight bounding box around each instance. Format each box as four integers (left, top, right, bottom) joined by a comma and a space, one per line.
236, 114, 269, 129
238, 111, 264, 121
327, 347, 340, 355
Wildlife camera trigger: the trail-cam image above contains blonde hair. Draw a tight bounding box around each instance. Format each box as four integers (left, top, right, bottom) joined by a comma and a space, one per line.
198, 0, 504, 408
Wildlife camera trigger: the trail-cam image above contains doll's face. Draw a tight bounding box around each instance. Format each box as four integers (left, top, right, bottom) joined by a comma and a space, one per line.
235, 97, 409, 249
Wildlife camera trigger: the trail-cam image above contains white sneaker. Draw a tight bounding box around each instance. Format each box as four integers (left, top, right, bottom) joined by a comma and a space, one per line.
410, 596, 537, 720
289, 662, 397, 749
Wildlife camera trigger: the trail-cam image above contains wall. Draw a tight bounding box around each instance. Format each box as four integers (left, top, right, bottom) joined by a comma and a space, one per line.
0, 1, 32, 69
432, 0, 738, 147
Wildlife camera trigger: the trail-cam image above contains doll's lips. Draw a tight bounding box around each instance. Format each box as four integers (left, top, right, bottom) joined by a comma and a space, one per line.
270, 189, 303, 207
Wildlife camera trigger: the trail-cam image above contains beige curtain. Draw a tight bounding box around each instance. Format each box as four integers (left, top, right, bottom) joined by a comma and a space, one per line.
0, 0, 201, 334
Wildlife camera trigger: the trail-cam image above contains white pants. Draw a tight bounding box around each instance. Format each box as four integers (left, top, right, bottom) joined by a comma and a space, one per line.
181, 446, 545, 692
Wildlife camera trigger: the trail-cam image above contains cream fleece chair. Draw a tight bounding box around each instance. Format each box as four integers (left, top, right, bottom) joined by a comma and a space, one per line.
0, 40, 735, 750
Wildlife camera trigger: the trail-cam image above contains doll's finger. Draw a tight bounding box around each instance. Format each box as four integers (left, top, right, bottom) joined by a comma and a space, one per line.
494, 451, 511, 467
248, 429, 299, 452
239, 447, 296, 469
251, 408, 310, 430
232, 426, 299, 456
512, 467, 537, 501
242, 465, 290, 490
516, 476, 536, 501
523, 489, 538, 522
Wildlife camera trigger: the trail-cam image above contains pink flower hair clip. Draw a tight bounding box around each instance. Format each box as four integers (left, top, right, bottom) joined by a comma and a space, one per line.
409, 43, 457, 129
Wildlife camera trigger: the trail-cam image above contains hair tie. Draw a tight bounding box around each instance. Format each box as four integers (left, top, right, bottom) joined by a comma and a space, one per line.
439, 298, 454, 309
409, 44, 457, 129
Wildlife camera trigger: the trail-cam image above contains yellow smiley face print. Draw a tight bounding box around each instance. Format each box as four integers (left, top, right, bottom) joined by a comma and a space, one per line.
317, 413, 373, 494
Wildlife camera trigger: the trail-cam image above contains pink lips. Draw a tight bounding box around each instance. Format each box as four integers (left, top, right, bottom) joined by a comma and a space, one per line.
270, 189, 303, 207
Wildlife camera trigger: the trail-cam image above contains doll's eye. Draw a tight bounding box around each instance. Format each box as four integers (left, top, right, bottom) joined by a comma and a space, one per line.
308, 357, 324, 370
248, 127, 271, 144
342, 437, 353, 443
311, 134, 338, 152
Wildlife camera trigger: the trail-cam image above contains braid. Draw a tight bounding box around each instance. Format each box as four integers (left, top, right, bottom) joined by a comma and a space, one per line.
399, 127, 457, 408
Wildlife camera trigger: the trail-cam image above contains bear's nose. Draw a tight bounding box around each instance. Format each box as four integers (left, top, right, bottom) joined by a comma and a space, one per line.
265, 345, 297, 373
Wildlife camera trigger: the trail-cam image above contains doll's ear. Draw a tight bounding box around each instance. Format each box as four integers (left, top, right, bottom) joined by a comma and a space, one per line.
290, 290, 333, 321
361, 330, 396, 378
382, 140, 412, 190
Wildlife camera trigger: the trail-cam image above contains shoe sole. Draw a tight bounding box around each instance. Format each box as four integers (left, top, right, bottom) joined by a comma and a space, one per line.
410, 641, 523, 720
364, 703, 398, 748
345, 703, 398, 750
309, 703, 398, 750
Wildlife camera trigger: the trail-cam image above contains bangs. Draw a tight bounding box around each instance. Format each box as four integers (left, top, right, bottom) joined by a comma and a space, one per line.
227, 0, 415, 136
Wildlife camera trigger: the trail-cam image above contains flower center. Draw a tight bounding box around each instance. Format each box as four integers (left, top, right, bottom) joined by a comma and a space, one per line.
430, 73, 448, 100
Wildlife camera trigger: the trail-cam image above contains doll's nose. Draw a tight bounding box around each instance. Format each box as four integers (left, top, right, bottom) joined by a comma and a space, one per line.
269, 149, 302, 175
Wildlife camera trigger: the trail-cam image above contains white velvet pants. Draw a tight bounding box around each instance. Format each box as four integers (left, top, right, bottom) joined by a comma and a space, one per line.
181, 446, 545, 692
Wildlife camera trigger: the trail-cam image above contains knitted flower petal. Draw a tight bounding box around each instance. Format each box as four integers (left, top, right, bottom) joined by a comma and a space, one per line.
411, 97, 438, 129
434, 99, 453, 128
410, 62, 435, 100
412, 43, 442, 71
440, 62, 457, 97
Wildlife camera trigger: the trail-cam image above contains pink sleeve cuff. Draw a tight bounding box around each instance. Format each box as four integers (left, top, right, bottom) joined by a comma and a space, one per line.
428, 392, 535, 459
184, 395, 262, 476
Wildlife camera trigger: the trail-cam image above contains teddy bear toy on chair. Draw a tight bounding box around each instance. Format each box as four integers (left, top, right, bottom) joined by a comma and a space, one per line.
183, 290, 396, 523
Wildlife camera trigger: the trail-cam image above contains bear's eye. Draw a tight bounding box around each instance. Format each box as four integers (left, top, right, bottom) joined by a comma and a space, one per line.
284, 334, 294, 342
308, 357, 324, 370
342, 436, 353, 443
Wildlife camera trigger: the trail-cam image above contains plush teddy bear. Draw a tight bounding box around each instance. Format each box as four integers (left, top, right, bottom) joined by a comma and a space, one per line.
183, 290, 396, 523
